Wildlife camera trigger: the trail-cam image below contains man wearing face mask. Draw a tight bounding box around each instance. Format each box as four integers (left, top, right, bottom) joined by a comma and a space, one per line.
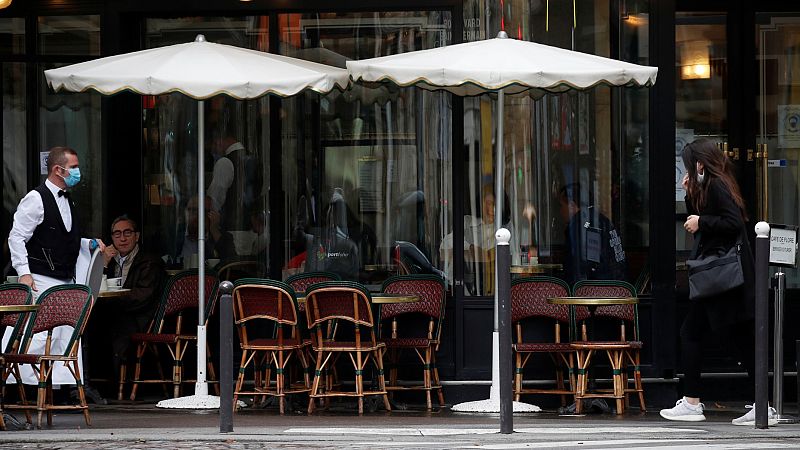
8, 146, 106, 293
6, 146, 106, 389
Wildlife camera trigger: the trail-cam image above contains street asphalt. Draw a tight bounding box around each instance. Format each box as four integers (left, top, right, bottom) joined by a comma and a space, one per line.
2, 400, 800, 449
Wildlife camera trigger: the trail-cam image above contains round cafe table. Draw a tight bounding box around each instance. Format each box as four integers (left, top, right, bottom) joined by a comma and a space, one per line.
97, 288, 132, 299
0, 304, 39, 430
296, 292, 418, 305
510, 263, 563, 274
547, 296, 638, 415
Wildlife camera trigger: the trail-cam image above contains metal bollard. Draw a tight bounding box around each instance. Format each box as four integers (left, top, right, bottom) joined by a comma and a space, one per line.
754, 222, 770, 429
496, 228, 513, 434
219, 280, 234, 433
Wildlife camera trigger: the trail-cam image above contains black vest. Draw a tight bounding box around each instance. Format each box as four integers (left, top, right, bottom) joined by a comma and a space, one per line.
25, 184, 81, 280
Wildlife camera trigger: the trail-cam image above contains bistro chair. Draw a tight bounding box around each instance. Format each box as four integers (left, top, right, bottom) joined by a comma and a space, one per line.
232, 279, 310, 414
285, 272, 341, 309
0, 283, 34, 430
304, 281, 390, 414
2, 284, 93, 428
571, 280, 644, 414
378, 274, 446, 410
217, 260, 264, 282
126, 270, 219, 401
510, 277, 589, 404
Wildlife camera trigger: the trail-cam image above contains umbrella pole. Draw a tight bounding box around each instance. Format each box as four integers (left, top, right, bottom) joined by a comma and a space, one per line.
490, 89, 504, 402
196, 99, 208, 396
451, 88, 538, 414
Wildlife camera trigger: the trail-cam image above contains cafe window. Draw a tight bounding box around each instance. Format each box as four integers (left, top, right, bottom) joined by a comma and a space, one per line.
38, 15, 100, 56
0, 17, 25, 55
36, 15, 104, 237
142, 16, 270, 269
278, 11, 453, 288
3, 62, 26, 225
460, 0, 651, 296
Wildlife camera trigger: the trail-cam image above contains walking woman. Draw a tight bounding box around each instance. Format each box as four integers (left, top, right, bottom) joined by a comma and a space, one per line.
660, 138, 776, 425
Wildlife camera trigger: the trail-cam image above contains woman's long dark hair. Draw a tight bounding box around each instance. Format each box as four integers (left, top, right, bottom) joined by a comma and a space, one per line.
681, 138, 747, 220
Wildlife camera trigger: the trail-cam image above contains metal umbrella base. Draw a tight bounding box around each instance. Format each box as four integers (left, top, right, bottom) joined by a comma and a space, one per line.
451, 331, 541, 414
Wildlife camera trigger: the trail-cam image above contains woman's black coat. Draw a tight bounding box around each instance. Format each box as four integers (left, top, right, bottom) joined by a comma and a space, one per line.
686, 177, 755, 329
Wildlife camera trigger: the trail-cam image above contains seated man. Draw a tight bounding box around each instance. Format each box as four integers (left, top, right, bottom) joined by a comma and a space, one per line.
558, 183, 627, 284
180, 195, 237, 264
102, 215, 166, 379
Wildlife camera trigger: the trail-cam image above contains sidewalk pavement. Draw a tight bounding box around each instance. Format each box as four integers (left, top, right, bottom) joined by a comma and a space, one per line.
2, 402, 800, 449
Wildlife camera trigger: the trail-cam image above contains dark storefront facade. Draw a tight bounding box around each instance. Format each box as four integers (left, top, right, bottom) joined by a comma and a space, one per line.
2, 0, 799, 406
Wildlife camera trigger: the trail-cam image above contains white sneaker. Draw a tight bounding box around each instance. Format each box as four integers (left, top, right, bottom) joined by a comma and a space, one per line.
731, 404, 778, 426
660, 397, 706, 422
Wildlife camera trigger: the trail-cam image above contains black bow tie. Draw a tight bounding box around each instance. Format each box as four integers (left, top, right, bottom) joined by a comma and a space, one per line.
58, 190, 70, 199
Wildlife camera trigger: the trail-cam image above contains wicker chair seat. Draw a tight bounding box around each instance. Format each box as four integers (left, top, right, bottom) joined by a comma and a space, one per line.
2, 353, 77, 364
571, 341, 636, 350
514, 342, 574, 352
312, 341, 385, 352
243, 337, 306, 350
380, 337, 437, 349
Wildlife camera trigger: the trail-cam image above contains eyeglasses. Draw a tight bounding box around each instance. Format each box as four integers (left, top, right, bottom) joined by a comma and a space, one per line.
112, 229, 136, 238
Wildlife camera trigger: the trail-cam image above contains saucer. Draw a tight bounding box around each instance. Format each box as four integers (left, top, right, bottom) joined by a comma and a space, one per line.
106, 286, 123, 291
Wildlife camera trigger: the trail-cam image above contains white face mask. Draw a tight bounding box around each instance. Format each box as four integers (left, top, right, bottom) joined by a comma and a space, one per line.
696, 163, 705, 184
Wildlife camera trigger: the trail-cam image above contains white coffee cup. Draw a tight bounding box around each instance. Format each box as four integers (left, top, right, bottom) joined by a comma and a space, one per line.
100, 274, 108, 292
6, 275, 18, 284
107, 277, 122, 289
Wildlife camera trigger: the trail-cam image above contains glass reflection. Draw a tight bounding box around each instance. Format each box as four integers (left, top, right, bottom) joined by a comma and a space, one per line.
279, 11, 452, 287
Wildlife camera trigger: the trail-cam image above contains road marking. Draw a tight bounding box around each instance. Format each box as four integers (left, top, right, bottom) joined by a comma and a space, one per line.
467, 441, 800, 449
284, 426, 704, 436
465, 439, 703, 448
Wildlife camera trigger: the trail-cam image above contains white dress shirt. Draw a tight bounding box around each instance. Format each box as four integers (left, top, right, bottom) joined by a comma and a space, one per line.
207, 142, 244, 212
8, 179, 72, 277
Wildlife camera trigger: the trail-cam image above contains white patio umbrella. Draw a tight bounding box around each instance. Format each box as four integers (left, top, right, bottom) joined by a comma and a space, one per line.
347, 31, 657, 413
45, 34, 349, 409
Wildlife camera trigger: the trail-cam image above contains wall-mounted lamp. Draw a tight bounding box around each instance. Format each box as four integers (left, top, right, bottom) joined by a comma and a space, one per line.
680, 40, 711, 80
0, 0, 13, 9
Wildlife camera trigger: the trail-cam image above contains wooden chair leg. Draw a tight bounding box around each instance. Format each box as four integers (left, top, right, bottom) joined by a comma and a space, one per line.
233, 349, 250, 411
308, 350, 324, 414
130, 343, 146, 401
432, 353, 444, 407
376, 348, 391, 412
514, 351, 522, 402
424, 347, 433, 410
206, 343, 219, 396
72, 361, 91, 427
118, 362, 127, 401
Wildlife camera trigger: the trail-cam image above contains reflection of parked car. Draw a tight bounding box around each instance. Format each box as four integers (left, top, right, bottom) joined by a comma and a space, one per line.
393, 241, 446, 279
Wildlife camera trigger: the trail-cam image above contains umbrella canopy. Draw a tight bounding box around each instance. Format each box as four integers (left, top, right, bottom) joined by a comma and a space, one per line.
45, 35, 350, 99
347, 31, 658, 413
347, 33, 657, 97
43, 34, 349, 409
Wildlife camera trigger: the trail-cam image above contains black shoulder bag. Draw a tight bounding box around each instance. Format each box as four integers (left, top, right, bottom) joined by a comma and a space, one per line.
686, 233, 744, 300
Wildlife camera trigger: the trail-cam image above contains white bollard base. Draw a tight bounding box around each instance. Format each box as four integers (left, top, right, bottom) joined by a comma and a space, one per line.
451, 398, 541, 413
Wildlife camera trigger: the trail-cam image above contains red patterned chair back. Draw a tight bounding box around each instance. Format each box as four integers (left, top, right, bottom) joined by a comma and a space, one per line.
573, 280, 636, 322
152, 270, 219, 333
232, 279, 300, 347
510, 277, 571, 324
305, 282, 375, 348
0, 283, 33, 354
286, 272, 341, 294
20, 284, 93, 357
233, 279, 299, 325
0, 283, 32, 328
381, 275, 445, 321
